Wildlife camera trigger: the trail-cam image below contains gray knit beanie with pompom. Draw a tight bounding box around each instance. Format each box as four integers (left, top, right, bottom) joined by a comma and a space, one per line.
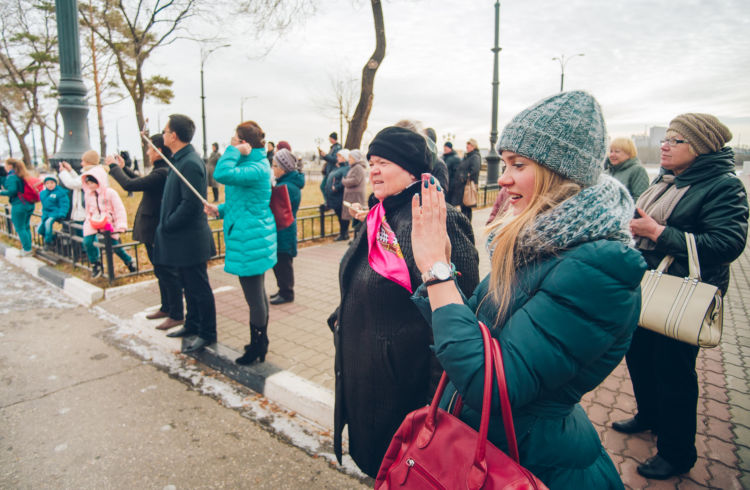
498, 90, 607, 187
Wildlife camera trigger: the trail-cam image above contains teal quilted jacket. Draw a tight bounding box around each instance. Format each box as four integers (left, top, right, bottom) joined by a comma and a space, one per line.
214, 146, 277, 277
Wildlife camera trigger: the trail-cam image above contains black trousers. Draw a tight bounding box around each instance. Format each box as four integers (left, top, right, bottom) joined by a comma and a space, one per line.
178, 262, 217, 342
460, 204, 473, 222
272, 252, 295, 300
625, 327, 700, 469
145, 243, 184, 320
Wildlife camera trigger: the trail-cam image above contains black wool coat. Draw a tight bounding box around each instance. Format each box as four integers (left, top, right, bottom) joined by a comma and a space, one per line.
640, 147, 748, 294
328, 182, 480, 477
448, 149, 481, 207
152, 144, 215, 267
109, 160, 169, 245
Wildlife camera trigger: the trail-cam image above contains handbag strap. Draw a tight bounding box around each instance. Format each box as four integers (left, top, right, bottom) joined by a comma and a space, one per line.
488, 333, 521, 463
685, 232, 702, 280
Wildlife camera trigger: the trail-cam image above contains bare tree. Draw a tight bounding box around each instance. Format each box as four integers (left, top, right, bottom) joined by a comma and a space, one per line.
314, 73, 358, 144
0, 0, 58, 167
79, 0, 192, 166
79, 0, 126, 160
344, 0, 385, 150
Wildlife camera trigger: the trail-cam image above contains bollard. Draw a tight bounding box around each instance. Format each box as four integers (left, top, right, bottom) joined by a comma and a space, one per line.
103, 230, 116, 284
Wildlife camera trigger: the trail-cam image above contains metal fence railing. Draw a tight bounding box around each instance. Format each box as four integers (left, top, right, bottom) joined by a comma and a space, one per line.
1, 183, 498, 286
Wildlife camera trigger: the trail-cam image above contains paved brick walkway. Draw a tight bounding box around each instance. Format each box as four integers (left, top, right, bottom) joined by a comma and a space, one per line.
99, 203, 750, 489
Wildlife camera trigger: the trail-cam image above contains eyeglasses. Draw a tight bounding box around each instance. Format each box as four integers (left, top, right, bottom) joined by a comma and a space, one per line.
660, 138, 688, 147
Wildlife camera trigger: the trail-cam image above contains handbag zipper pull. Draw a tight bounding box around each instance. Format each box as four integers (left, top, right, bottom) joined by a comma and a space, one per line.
400, 458, 414, 485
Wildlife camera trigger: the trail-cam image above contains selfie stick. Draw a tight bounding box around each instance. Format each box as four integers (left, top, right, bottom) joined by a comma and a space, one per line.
140, 119, 208, 206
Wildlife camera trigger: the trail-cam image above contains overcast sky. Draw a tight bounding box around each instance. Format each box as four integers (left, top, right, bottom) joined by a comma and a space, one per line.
9, 0, 750, 160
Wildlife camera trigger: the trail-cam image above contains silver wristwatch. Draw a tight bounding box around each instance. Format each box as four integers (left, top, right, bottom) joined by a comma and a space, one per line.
421, 261, 453, 285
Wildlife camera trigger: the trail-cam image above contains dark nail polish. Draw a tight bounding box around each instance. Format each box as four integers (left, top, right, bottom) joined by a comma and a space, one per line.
437, 185, 442, 192
424, 180, 429, 188
430, 177, 435, 184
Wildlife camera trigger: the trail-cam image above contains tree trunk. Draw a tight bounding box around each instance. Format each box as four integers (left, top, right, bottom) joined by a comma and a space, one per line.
344, 0, 385, 150
36, 115, 49, 167
90, 22, 107, 159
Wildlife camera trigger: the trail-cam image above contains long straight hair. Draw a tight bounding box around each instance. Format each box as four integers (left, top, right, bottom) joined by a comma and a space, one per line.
5, 158, 28, 179
484, 163, 580, 325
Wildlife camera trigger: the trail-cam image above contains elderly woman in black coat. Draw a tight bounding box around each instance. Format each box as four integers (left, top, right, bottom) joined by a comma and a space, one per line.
614, 113, 748, 480
448, 138, 482, 221
107, 134, 184, 330
327, 126, 480, 477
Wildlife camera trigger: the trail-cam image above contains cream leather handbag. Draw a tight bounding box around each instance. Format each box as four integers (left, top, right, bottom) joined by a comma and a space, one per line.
639, 232, 723, 348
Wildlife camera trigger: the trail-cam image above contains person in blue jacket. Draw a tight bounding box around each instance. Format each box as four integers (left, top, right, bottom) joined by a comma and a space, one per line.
410, 91, 647, 489
1, 158, 36, 256
269, 148, 305, 305
326, 149, 350, 241
205, 120, 277, 365
37, 175, 70, 248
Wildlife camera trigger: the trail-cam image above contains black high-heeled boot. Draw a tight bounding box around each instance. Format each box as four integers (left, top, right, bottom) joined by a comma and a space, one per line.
235, 323, 269, 365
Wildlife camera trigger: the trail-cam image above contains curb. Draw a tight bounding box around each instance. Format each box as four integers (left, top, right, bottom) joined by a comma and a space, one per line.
0, 243, 104, 306
185, 339, 335, 430
0, 247, 338, 432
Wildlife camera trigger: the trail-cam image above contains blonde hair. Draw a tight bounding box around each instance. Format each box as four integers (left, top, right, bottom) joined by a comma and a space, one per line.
666, 129, 698, 157
484, 163, 580, 325
610, 137, 637, 159
5, 158, 28, 179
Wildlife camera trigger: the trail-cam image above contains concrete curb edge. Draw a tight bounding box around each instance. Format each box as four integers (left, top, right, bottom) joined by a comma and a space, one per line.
0, 244, 104, 306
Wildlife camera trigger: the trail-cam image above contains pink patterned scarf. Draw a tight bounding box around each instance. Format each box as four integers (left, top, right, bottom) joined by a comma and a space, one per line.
366, 201, 413, 293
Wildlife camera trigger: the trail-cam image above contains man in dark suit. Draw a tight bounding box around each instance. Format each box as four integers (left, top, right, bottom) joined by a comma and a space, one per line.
154, 114, 217, 353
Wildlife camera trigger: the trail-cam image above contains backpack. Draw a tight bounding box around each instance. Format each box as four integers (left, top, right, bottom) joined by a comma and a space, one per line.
19, 177, 43, 203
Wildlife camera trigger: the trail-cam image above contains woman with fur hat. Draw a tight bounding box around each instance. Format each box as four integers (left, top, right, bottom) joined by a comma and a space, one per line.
410, 91, 646, 488
613, 113, 748, 480
328, 126, 480, 477
341, 149, 368, 237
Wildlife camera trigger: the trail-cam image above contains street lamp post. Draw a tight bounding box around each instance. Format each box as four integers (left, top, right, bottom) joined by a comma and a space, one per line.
552, 53, 584, 92
200, 44, 230, 161
51, 0, 92, 171
485, 0, 502, 185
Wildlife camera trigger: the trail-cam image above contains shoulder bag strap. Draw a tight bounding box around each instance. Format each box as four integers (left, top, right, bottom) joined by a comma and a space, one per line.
484, 324, 521, 464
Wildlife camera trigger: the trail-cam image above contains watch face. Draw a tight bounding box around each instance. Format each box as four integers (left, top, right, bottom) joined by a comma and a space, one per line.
432, 262, 452, 280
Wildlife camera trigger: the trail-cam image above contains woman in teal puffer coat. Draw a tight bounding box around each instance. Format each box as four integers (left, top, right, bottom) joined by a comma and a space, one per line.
410, 91, 646, 489
205, 121, 276, 365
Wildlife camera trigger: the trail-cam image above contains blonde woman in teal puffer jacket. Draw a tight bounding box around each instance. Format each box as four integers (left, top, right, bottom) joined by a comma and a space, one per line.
205, 121, 277, 365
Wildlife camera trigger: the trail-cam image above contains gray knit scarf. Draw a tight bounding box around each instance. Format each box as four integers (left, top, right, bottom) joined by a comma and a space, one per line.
487, 174, 635, 263
633, 174, 690, 250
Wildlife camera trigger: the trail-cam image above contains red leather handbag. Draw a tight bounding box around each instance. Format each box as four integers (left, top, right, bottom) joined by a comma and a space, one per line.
375, 322, 547, 490
270, 184, 294, 230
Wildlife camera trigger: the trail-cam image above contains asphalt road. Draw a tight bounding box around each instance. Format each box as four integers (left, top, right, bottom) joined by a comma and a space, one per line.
0, 259, 367, 489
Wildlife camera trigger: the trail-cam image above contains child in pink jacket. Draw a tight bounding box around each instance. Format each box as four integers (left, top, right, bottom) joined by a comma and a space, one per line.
81, 165, 135, 278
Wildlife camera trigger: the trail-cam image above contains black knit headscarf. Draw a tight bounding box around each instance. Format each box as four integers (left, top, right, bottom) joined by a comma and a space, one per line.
367, 126, 432, 177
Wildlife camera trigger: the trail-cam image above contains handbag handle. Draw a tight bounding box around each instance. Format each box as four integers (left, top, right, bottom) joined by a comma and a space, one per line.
685, 232, 702, 280
488, 331, 521, 463
655, 232, 701, 280
420, 321, 522, 489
